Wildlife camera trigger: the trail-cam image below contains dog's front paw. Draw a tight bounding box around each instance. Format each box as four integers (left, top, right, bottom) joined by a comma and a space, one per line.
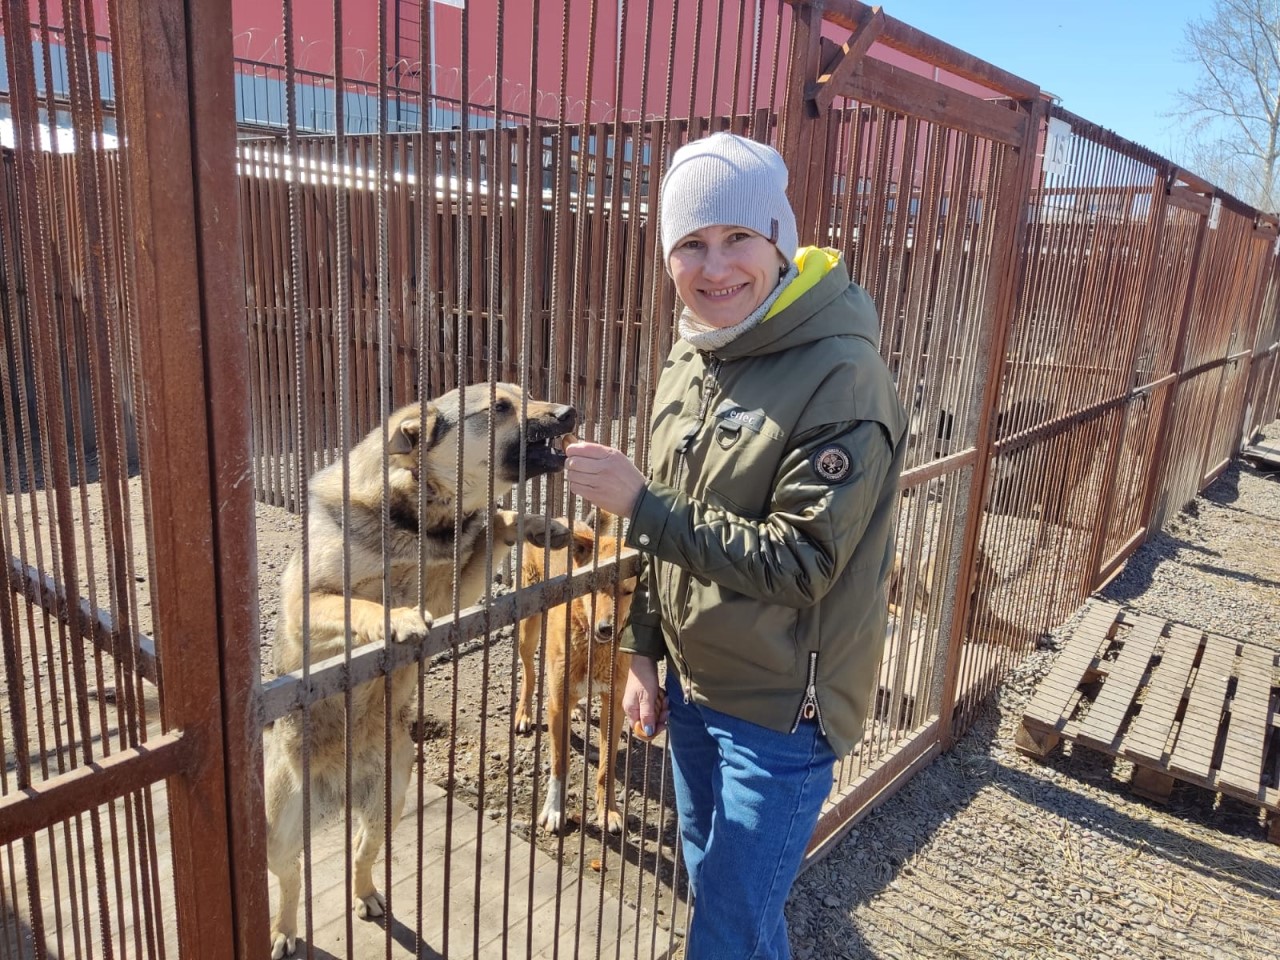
538, 799, 569, 834
269, 927, 296, 959
514, 706, 535, 735
524, 515, 572, 550
355, 889, 386, 920
492, 508, 521, 546
537, 777, 569, 834
385, 607, 431, 644
597, 804, 624, 835
492, 510, 573, 550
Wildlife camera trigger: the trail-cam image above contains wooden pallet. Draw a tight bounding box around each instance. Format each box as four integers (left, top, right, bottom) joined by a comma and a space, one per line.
1242, 439, 1280, 469
1016, 602, 1280, 843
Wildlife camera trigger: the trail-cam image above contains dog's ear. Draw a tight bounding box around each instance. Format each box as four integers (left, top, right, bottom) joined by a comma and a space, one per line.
388, 405, 441, 455
583, 506, 618, 537
387, 418, 416, 455
568, 523, 597, 567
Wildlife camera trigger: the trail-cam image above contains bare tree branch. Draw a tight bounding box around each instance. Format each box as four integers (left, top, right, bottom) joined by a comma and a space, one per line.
1174, 0, 1280, 208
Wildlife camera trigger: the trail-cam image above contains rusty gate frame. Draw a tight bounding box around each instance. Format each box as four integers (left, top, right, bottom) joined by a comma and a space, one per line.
777, 0, 1052, 853
0, 0, 270, 953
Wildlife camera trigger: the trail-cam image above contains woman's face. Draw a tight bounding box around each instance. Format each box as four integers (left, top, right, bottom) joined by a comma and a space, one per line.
668, 225, 788, 329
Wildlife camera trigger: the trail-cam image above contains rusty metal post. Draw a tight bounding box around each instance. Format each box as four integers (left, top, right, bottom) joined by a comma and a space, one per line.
114, 0, 268, 956
778, 0, 824, 217
936, 96, 1047, 750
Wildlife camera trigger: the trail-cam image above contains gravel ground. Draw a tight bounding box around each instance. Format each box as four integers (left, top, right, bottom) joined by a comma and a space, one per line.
786, 421, 1280, 960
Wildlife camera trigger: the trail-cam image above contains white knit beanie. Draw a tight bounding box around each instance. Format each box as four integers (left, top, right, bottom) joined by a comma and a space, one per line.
659, 132, 799, 266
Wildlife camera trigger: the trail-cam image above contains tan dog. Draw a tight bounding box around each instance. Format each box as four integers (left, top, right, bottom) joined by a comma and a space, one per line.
513, 512, 636, 835
265, 383, 576, 958
888, 546, 937, 620
889, 544, 1013, 644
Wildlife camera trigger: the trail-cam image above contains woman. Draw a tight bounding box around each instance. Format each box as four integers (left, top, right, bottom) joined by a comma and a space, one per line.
565, 132, 907, 960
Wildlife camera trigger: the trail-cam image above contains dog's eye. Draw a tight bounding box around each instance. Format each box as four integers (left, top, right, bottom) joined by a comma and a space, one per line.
494, 398, 514, 415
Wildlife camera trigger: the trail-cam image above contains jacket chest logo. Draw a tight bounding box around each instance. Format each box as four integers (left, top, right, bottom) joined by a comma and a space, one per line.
812, 444, 852, 482
714, 403, 766, 432
712, 403, 766, 451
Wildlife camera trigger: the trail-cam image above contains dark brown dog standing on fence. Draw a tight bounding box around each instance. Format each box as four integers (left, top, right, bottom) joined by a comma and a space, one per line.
264, 383, 576, 959
513, 511, 636, 835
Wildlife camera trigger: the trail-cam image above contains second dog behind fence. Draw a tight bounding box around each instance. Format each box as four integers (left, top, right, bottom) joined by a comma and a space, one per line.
514, 511, 638, 836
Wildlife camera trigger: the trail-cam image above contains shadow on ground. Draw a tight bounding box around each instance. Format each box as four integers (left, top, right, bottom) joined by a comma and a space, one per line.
788, 694, 1277, 959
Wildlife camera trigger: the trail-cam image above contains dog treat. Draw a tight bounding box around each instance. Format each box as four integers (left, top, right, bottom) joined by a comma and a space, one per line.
631, 692, 666, 740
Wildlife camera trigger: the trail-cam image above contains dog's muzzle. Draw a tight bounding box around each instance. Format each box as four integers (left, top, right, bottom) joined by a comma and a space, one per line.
524, 405, 577, 472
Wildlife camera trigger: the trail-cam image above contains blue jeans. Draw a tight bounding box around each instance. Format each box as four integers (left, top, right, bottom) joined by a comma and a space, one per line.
665, 670, 836, 960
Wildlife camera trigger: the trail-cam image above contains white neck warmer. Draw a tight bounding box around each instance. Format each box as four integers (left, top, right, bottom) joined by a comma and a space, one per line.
678, 262, 799, 352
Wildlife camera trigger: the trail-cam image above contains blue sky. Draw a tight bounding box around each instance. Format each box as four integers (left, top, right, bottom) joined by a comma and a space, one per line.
886, 0, 1204, 160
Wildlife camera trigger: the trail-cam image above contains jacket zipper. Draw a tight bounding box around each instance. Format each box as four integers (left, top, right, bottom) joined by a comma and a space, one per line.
791, 650, 827, 735
667, 354, 722, 668
675, 354, 722, 468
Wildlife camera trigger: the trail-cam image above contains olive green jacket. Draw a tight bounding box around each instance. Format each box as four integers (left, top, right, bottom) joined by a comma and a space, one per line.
620, 252, 908, 756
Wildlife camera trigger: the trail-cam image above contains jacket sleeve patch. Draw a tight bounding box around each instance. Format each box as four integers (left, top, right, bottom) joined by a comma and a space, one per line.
811, 444, 853, 483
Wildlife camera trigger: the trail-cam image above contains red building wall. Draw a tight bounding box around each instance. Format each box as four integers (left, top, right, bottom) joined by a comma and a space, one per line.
17, 1, 1001, 122
229, 0, 801, 122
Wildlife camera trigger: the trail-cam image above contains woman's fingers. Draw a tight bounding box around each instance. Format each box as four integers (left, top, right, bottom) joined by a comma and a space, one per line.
624, 661, 665, 740
564, 442, 645, 517
633, 689, 667, 740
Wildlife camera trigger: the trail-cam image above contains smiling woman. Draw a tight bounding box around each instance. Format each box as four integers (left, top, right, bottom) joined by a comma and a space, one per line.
564, 131, 909, 960
661, 132, 800, 339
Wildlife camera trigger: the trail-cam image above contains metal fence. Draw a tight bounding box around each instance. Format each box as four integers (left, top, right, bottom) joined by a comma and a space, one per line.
2, 1, 1278, 958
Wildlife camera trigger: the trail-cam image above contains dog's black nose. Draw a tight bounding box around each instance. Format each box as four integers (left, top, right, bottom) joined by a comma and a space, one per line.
595, 619, 613, 640
555, 405, 577, 430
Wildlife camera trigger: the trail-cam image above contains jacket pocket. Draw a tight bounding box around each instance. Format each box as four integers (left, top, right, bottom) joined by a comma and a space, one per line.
700, 423, 784, 519
679, 576, 799, 676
